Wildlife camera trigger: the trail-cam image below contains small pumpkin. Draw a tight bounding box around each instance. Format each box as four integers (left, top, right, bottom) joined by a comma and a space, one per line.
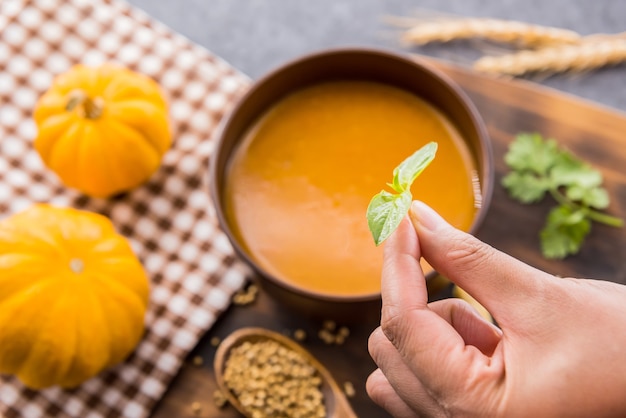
33, 64, 171, 198
0, 204, 149, 389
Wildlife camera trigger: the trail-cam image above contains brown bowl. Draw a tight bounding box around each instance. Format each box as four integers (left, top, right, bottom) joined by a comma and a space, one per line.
209, 48, 493, 321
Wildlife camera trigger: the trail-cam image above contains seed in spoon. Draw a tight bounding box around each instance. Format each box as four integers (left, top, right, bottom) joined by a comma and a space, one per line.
223, 339, 326, 417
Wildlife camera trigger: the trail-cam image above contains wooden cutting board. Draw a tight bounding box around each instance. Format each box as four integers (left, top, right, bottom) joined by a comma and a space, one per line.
151, 58, 626, 418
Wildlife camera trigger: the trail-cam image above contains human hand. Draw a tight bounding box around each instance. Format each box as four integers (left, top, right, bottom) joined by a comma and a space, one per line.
366, 201, 626, 417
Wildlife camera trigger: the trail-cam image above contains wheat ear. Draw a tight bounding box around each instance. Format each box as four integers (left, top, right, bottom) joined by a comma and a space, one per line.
473, 39, 626, 76
402, 18, 581, 47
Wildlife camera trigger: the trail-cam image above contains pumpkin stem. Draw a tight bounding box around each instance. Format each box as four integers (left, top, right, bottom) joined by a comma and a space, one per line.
69, 258, 84, 274
65, 90, 104, 120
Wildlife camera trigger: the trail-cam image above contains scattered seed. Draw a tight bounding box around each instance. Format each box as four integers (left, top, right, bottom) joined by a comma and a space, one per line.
318, 329, 335, 345
192, 355, 204, 366
233, 283, 259, 305
343, 381, 356, 398
293, 329, 307, 341
322, 320, 336, 331
190, 401, 202, 415
213, 389, 228, 408
210, 336, 221, 347
318, 322, 350, 345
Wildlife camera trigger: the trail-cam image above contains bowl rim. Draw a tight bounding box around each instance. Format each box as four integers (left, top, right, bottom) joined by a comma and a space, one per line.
209, 46, 494, 304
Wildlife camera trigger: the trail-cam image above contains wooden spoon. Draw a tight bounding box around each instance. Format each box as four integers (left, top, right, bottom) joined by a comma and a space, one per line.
214, 327, 358, 418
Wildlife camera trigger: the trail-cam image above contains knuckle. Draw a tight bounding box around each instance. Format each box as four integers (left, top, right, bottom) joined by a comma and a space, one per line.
380, 303, 406, 348
444, 233, 494, 272
367, 327, 384, 358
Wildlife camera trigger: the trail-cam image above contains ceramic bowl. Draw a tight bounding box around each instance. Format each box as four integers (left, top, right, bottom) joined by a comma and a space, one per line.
209, 48, 493, 321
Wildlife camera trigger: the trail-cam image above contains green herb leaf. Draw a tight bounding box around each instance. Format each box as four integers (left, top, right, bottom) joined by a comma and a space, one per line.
550, 160, 602, 189
503, 132, 623, 259
392, 142, 438, 193
367, 191, 412, 246
504, 132, 560, 175
540, 206, 591, 259
566, 185, 610, 209
367, 142, 438, 246
501, 171, 551, 203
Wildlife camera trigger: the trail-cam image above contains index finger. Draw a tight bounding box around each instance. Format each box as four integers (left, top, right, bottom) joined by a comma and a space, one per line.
409, 200, 554, 326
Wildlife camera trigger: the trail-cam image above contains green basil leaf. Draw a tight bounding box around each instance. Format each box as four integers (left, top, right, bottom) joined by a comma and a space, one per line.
393, 142, 438, 192
366, 190, 412, 246
366, 142, 438, 246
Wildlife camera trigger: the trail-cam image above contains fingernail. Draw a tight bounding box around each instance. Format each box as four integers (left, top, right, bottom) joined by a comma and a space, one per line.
409, 201, 447, 232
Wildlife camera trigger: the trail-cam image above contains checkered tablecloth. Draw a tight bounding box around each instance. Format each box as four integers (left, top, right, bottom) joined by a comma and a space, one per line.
0, 0, 254, 416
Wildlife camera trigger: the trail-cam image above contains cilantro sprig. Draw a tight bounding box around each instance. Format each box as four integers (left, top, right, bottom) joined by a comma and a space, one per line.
366, 142, 438, 246
502, 133, 623, 259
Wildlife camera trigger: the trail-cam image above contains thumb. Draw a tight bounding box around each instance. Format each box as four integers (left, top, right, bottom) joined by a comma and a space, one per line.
409, 200, 553, 325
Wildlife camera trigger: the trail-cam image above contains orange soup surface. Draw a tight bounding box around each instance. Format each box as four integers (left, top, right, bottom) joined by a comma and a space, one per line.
225, 81, 478, 297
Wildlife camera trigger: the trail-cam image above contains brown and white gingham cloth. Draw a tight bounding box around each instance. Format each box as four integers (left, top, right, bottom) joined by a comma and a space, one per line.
0, 0, 255, 416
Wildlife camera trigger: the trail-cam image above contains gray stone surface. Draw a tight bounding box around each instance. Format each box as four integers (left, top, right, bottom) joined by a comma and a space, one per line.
127, 0, 626, 112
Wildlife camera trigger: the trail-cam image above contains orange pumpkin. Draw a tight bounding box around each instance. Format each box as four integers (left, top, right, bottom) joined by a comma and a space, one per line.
0, 204, 149, 389
33, 64, 171, 198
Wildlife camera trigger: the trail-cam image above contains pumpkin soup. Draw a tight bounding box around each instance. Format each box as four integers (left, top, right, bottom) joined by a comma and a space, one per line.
224, 81, 478, 297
